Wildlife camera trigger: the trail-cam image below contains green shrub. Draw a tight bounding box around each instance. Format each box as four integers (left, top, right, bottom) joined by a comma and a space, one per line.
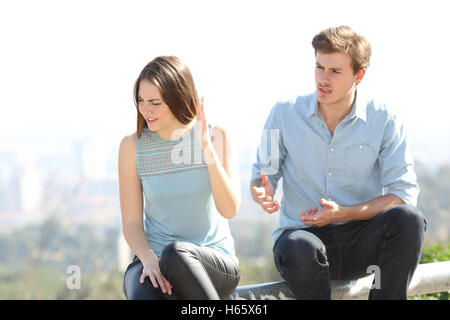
409, 244, 450, 300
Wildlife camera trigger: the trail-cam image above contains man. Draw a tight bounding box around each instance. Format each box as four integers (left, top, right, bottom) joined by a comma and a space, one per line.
250, 26, 426, 300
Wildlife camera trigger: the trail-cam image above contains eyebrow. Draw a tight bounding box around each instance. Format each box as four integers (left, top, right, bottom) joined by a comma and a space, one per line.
138, 96, 161, 102
316, 62, 343, 71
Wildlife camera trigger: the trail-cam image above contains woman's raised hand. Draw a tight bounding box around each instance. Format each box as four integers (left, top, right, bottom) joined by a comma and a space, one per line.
196, 97, 212, 151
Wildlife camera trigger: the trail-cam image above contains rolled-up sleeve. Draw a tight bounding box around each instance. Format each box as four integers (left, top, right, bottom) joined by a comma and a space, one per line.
378, 114, 420, 206
251, 103, 286, 191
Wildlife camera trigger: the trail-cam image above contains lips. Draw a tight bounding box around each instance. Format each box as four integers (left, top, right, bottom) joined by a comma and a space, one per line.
146, 118, 157, 125
319, 87, 332, 95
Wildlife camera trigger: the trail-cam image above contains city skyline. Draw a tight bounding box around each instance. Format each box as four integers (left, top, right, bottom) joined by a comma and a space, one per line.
0, 126, 448, 223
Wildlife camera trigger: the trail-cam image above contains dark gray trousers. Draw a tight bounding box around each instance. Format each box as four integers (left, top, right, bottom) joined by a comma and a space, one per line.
273, 205, 427, 299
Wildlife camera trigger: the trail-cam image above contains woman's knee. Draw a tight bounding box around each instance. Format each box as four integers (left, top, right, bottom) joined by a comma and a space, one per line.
159, 241, 193, 276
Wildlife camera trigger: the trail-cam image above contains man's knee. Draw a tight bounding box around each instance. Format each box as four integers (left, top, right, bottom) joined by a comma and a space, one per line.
274, 230, 328, 271
387, 205, 427, 235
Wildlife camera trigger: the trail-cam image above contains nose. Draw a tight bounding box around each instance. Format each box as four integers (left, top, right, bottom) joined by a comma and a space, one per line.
318, 71, 329, 86
139, 101, 154, 114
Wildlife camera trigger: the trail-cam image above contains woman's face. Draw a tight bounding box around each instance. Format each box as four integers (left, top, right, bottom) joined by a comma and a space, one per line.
137, 80, 182, 139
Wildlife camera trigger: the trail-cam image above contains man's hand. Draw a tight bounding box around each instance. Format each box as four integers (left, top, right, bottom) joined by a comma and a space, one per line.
251, 173, 280, 214
300, 199, 341, 227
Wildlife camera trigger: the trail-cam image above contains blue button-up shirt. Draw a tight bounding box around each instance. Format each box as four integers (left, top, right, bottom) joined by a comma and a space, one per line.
251, 89, 420, 243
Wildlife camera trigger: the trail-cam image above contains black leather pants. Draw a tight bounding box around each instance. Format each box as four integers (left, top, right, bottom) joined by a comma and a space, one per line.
123, 241, 241, 300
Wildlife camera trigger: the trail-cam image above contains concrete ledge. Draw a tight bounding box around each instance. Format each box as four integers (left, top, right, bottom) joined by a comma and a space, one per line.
230, 261, 450, 300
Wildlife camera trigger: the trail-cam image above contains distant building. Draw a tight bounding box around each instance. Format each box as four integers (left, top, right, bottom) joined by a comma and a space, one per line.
0, 152, 21, 212
81, 139, 109, 180
19, 162, 43, 213
74, 137, 117, 181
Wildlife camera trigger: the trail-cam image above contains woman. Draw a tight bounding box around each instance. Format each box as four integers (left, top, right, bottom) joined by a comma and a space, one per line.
119, 56, 241, 300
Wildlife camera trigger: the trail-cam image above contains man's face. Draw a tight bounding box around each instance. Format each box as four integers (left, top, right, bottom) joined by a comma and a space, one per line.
315, 51, 364, 107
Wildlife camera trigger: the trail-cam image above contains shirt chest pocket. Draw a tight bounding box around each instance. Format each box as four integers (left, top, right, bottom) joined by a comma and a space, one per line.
343, 143, 378, 181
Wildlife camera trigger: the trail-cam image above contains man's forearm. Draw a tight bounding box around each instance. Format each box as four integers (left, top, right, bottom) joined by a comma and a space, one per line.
339, 194, 405, 222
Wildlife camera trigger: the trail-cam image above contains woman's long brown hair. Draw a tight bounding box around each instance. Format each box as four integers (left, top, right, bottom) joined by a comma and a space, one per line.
134, 56, 199, 138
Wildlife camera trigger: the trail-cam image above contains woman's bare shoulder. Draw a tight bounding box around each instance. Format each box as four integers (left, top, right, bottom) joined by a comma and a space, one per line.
119, 132, 138, 153
122, 132, 138, 143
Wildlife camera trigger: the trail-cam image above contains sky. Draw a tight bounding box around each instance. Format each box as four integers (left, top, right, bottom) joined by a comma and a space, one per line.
1, 0, 449, 167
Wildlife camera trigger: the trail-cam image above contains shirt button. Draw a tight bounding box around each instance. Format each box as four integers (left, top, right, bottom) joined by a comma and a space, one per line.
328, 172, 332, 176
330, 147, 334, 152
359, 145, 363, 149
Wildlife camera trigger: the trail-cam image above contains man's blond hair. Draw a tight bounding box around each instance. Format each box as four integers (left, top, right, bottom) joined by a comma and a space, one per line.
312, 26, 372, 74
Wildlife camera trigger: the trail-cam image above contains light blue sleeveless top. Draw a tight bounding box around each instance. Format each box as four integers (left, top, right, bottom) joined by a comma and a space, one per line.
137, 124, 237, 261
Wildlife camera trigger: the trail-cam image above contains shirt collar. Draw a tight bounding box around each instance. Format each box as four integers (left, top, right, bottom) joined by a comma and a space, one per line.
307, 91, 319, 118
308, 89, 367, 122
350, 89, 367, 122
